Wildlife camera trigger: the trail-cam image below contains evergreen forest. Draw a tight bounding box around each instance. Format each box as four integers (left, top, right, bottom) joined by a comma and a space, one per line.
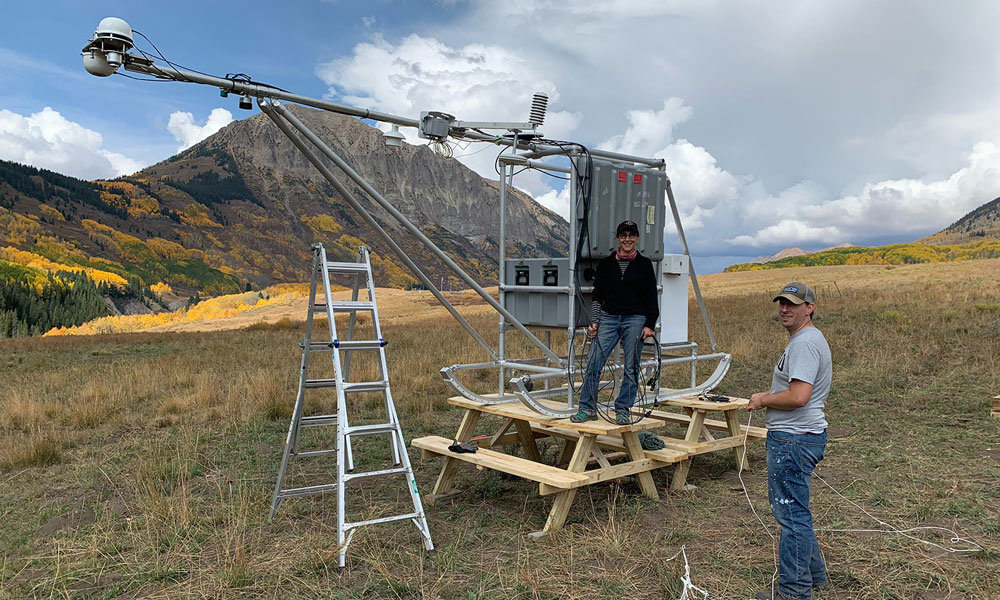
0, 270, 109, 337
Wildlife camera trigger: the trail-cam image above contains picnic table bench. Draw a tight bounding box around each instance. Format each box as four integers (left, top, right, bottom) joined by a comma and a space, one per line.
411, 394, 764, 535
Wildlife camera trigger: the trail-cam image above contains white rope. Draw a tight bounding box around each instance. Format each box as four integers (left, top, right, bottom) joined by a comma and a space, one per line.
738, 412, 778, 598
812, 472, 983, 554
735, 410, 983, 600
664, 545, 710, 600
654, 409, 984, 600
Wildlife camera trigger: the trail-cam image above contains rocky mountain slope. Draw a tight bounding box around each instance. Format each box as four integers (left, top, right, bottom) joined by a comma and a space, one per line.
919, 196, 1000, 245
0, 106, 566, 297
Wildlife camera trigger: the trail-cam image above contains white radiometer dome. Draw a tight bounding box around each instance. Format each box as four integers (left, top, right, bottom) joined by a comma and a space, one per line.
94, 17, 134, 44
82, 17, 134, 77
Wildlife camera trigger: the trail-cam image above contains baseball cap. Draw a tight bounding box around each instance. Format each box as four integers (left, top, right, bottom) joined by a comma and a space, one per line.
773, 281, 816, 305
616, 220, 639, 236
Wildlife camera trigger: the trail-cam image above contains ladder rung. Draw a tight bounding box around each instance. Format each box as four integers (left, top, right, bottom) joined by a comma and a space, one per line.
301, 341, 335, 351
344, 466, 408, 481
346, 422, 398, 436
345, 512, 420, 531
276, 482, 339, 498
312, 301, 375, 312
333, 339, 387, 350
325, 262, 369, 274
343, 381, 387, 393
300, 414, 337, 427
292, 448, 337, 459
304, 379, 338, 389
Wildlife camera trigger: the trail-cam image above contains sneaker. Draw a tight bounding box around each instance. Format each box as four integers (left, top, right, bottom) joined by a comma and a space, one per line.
569, 410, 597, 423
615, 410, 631, 425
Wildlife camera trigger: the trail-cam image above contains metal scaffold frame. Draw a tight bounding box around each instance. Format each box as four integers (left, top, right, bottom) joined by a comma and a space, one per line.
80, 16, 730, 422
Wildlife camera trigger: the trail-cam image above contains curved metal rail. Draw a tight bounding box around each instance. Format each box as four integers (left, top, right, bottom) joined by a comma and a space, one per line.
441, 351, 732, 419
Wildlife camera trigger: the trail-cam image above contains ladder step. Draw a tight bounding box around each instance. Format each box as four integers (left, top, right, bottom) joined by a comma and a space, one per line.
300, 414, 337, 427
312, 301, 375, 312
276, 482, 339, 499
346, 422, 399, 436
299, 340, 387, 351
303, 380, 388, 392
345, 512, 420, 531
334, 339, 387, 350
301, 341, 334, 351
344, 466, 408, 481
304, 379, 338, 389
343, 381, 388, 393
325, 262, 369, 274
292, 448, 337, 459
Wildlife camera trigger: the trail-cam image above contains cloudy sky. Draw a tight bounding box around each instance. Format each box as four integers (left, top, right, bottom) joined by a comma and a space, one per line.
3, 1, 1000, 272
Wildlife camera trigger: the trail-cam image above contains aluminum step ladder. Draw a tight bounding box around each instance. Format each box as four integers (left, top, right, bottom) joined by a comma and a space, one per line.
269, 243, 433, 567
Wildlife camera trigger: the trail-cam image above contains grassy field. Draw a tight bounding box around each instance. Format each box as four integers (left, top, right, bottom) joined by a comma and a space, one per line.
1, 260, 999, 599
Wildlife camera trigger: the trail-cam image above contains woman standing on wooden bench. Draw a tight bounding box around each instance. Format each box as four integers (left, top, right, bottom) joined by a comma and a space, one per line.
571, 220, 659, 425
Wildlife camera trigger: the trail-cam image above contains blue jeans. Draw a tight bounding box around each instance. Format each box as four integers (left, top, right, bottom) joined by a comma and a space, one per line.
578, 314, 645, 413
767, 429, 828, 599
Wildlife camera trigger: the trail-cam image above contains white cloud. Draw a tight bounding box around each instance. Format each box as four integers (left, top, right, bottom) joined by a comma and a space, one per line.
598, 98, 743, 231
167, 108, 234, 152
316, 33, 581, 195
727, 220, 844, 248
534, 184, 571, 219
727, 142, 1000, 248
308, 9, 1000, 258
0, 107, 143, 180
594, 97, 1000, 252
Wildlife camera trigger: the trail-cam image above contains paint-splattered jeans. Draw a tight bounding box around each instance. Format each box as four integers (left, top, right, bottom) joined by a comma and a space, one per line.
767, 429, 828, 600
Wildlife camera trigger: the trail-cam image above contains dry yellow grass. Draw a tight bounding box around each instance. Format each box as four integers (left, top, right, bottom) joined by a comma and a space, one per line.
0, 259, 998, 599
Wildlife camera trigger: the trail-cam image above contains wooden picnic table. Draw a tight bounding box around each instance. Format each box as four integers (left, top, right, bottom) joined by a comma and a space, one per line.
411, 394, 764, 536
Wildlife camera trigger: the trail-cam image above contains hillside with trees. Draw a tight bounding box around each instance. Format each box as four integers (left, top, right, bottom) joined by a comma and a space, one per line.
726, 196, 1000, 272
0, 106, 569, 336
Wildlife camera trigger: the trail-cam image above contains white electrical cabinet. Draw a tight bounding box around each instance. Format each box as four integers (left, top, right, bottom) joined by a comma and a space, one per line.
658, 253, 689, 344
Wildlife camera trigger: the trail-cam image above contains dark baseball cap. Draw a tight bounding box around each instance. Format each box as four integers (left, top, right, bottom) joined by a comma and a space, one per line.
616, 220, 639, 236
773, 281, 816, 305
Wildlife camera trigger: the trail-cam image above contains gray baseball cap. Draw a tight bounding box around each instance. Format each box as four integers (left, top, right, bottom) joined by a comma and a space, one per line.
773, 281, 816, 305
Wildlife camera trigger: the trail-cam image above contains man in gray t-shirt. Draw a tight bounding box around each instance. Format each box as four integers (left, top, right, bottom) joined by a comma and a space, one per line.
748, 281, 832, 600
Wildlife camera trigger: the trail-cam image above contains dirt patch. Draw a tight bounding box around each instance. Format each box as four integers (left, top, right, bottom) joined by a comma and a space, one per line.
828, 425, 856, 438
35, 508, 95, 537
983, 447, 1000, 464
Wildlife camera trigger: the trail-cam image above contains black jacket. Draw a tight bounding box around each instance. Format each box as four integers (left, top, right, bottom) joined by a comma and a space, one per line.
592, 252, 659, 330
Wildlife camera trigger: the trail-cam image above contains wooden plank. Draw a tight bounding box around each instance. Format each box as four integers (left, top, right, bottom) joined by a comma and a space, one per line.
447, 396, 654, 435
532, 424, 689, 463
642, 408, 767, 438
542, 434, 596, 533
430, 409, 480, 499
472, 431, 521, 449
556, 438, 576, 468
656, 394, 749, 411
413, 436, 588, 489
662, 435, 749, 455
513, 419, 543, 462
670, 409, 706, 490
489, 419, 515, 447
621, 431, 659, 499
993, 395, 1000, 418
591, 446, 612, 469
725, 409, 749, 471
540, 458, 665, 495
